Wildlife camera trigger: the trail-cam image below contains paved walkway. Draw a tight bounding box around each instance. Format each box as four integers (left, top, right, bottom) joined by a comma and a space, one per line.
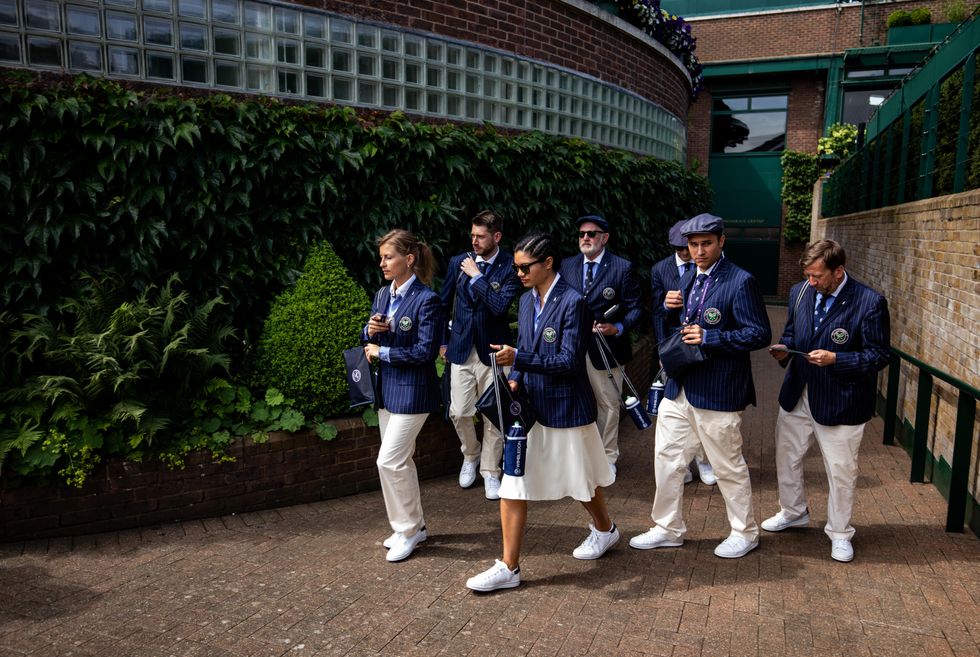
1, 307, 978, 657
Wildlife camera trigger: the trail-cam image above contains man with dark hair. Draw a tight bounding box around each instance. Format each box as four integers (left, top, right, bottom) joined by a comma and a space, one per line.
559, 215, 643, 475
630, 213, 771, 559
763, 239, 891, 563
650, 220, 717, 486
440, 210, 522, 499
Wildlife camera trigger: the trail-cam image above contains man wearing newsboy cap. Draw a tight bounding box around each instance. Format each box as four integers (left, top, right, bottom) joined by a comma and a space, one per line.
631, 213, 771, 559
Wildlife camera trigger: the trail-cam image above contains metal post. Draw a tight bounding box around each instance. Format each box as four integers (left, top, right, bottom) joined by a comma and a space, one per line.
910, 370, 933, 483
945, 392, 977, 532
883, 356, 900, 445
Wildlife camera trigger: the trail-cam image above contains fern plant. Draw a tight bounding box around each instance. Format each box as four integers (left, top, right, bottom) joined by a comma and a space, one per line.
0, 274, 236, 482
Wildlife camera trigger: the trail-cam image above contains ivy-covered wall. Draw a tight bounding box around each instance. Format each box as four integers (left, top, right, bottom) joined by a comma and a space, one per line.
0, 71, 711, 486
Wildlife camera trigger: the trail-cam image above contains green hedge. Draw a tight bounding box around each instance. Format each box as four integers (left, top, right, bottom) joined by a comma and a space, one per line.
780, 151, 820, 243
0, 71, 710, 484
256, 242, 371, 417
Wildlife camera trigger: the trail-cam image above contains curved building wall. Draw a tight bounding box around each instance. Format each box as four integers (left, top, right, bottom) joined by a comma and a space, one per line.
0, 0, 692, 160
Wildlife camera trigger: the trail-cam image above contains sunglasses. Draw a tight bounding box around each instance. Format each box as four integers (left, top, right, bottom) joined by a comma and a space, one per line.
511, 259, 544, 275
578, 230, 606, 238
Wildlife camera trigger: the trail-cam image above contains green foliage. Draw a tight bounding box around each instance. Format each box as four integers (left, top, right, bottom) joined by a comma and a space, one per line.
909, 7, 932, 24
887, 9, 913, 27
780, 151, 821, 243
942, 0, 968, 22
256, 242, 371, 416
0, 275, 235, 483
818, 123, 859, 160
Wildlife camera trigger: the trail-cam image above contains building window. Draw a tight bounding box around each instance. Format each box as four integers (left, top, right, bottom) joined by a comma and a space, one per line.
711, 94, 787, 154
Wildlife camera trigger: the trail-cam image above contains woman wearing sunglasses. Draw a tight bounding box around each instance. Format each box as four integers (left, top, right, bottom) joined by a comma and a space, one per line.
363, 229, 444, 563
466, 232, 618, 592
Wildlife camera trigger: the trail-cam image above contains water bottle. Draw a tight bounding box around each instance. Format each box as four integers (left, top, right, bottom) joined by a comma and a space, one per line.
503, 422, 527, 477
646, 380, 665, 416
625, 395, 652, 430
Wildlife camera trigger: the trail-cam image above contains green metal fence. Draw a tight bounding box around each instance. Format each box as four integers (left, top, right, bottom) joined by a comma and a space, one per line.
882, 348, 979, 533
823, 11, 980, 216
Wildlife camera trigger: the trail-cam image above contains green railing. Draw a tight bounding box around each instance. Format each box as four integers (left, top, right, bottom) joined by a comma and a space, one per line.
823, 10, 980, 216
882, 347, 979, 533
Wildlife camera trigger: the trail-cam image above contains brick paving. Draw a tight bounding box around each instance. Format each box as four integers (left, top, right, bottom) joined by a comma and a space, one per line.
1, 307, 978, 657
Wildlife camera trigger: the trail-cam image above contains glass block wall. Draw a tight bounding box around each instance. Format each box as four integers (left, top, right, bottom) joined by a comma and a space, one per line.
0, 0, 687, 160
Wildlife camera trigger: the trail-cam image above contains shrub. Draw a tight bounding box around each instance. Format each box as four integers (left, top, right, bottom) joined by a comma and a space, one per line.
943, 0, 968, 22
887, 9, 913, 27
256, 242, 371, 417
910, 7, 932, 24
818, 123, 859, 160
0, 275, 236, 484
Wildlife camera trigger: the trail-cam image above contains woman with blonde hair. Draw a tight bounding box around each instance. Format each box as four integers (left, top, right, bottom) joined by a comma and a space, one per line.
363, 229, 444, 562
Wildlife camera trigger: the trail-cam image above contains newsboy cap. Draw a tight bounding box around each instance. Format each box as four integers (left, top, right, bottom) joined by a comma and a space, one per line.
576, 215, 609, 232
681, 213, 725, 236
668, 220, 689, 248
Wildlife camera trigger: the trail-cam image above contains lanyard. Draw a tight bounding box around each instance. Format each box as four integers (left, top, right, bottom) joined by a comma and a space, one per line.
683, 275, 712, 325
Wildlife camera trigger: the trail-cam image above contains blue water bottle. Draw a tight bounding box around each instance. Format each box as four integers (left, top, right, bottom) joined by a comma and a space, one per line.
503, 422, 527, 477
625, 395, 653, 430
646, 380, 665, 416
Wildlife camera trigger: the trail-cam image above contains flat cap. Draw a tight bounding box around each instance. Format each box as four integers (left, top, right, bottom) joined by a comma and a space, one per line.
681, 213, 724, 236
576, 214, 609, 232
668, 220, 689, 248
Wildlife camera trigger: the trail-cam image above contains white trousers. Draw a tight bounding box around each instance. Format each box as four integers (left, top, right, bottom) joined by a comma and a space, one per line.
651, 389, 758, 541
377, 410, 429, 536
586, 358, 624, 465
775, 388, 865, 541
450, 346, 504, 478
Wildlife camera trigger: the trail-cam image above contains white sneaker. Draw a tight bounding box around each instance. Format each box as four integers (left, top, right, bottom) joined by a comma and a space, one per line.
629, 527, 683, 550
466, 559, 521, 592
572, 523, 620, 560
484, 475, 501, 500
831, 539, 854, 562
383, 526, 426, 549
761, 510, 810, 532
386, 528, 426, 562
683, 467, 693, 484
609, 462, 617, 479
713, 534, 759, 558
695, 458, 717, 485
459, 457, 480, 488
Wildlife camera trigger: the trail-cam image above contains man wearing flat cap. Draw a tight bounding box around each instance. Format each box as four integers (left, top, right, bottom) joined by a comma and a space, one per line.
559, 215, 643, 475
650, 219, 717, 487
631, 213, 771, 559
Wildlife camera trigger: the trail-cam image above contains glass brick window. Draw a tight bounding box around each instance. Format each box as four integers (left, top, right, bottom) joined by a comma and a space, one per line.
0, 0, 686, 159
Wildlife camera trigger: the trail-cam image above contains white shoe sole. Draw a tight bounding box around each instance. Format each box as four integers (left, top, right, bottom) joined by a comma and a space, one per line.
714, 541, 758, 559
467, 578, 521, 592
629, 537, 683, 550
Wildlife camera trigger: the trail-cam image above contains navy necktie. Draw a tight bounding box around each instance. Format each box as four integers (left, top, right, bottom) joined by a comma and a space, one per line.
814, 293, 831, 329
682, 262, 694, 277
477, 260, 488, 275
585, 261, 595, 289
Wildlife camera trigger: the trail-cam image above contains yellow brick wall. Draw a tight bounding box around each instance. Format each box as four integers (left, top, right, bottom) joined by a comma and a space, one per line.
812, 187, 980, 502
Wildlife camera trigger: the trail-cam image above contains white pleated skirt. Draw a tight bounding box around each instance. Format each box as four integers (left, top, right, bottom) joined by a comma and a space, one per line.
497, 422, 614, 502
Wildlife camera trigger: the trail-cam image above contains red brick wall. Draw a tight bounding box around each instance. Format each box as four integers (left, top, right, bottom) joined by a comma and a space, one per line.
290, 0, 692, 118
689, 0, 950, 62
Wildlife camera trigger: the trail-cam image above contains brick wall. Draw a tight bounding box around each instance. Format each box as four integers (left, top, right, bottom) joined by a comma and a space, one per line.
812, 187, 980, 507
688, 0, 950, 62
289, 0, 692, 118
0, 338, 654, 542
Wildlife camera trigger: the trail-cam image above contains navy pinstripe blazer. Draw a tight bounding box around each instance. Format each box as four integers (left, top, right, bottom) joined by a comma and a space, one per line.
778, 277, 891, 426
510, 277, 597, 428
650, 254, 686, 344
439, 251, 522, 367
362, 280, 444, 415
664, 257, 771, 412
559, 251, 644, 368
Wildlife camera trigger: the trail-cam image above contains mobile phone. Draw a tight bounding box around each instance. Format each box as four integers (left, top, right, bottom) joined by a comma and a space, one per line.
372, 313, 388, 323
